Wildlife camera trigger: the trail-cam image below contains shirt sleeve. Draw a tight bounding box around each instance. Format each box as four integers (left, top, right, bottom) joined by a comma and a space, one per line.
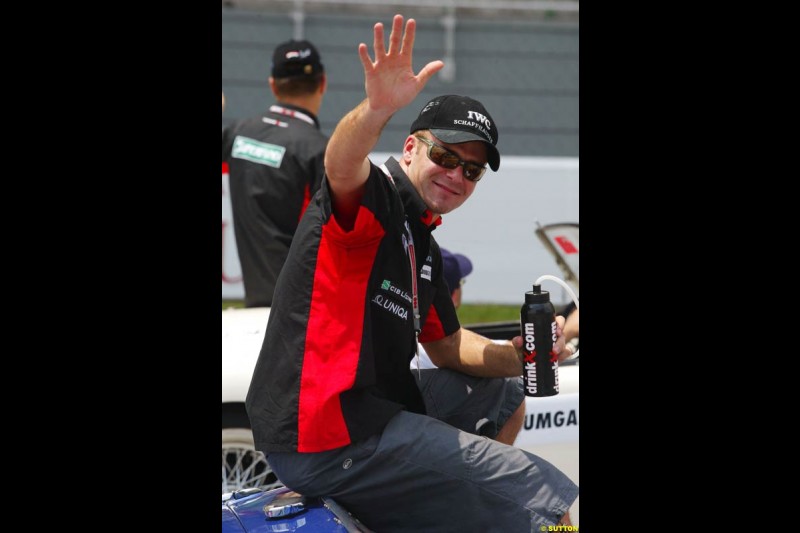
418, 244, 460, 342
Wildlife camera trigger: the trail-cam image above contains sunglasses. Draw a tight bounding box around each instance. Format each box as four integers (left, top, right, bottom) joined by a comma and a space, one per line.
414, 136, 487, 182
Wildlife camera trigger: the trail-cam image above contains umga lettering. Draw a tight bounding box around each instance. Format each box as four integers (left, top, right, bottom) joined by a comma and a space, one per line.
524, 409, 578, 430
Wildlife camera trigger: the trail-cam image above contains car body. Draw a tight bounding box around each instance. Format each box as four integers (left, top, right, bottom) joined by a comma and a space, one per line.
223, 486, 374, 533
222, 307, 579, 526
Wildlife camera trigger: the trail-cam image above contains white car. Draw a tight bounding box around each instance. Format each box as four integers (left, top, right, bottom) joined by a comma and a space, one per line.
222, 307, 279, 492
222, 307, 579, 523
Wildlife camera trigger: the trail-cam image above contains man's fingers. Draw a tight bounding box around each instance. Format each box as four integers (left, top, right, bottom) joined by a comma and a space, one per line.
417, 60, 445, 84
387, 14, 403, 55
400, 17, 415, 56
358, 43, 373, 70
373, 22, 385, 58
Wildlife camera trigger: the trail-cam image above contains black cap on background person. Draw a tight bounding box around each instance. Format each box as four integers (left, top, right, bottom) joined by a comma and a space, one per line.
441, 248, 473, 296
410, 94, 500, 171
271, 39, 325, 78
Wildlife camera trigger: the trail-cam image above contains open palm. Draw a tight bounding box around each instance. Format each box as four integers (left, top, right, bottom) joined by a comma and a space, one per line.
358, 15, 444, 113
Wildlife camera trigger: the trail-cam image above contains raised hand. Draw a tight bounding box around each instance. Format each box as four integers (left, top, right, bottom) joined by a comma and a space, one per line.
358, 14, 444, 115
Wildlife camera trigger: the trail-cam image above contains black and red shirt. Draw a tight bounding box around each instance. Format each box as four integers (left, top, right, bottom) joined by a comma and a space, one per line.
246, 157, 460, 453
222, 104, 328, 307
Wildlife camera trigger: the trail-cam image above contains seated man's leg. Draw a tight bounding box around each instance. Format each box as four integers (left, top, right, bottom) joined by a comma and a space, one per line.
415, 368, 524, 442
495, 399, 525, 445
266, 411, 577, 532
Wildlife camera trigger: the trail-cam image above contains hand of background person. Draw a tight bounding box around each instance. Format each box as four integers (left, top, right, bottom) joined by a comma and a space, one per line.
563, 308, 579, 343
357, 14, 443, 116
222, 91, 226, 112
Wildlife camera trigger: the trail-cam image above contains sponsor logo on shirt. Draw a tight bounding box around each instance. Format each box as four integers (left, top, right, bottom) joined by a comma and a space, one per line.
381, 279, 412, 303
371, 294, 409, 321
421, 264, 432, 281
232, 136, 285, 168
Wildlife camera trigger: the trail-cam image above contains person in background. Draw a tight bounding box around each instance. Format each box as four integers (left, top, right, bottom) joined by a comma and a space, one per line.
561, 301, 579, 353
411, 248, 526, 445
441, 247, 470, 308
246, 15, 577, 530
222, 39, 328, 307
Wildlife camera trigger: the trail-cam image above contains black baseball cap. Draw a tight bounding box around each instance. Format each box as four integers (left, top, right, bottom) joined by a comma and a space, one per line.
441, 248, 473, 295
271, 39, 324, 78
410, 95, 500, 171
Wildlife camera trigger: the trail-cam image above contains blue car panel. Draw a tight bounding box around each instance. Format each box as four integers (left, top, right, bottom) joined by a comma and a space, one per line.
222, 504, 247, 532
223, 486, 359, 533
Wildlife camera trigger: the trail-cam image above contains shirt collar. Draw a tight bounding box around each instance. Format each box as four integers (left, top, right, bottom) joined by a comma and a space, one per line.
269, 103, 320, 129
383, 157, 442, 230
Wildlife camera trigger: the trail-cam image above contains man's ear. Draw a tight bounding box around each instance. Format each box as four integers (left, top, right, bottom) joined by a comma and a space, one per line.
402, 135, 417, 164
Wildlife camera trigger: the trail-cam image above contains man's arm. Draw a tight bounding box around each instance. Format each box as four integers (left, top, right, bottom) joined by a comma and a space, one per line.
423, 315, 569, 378
324, 14, 443, 230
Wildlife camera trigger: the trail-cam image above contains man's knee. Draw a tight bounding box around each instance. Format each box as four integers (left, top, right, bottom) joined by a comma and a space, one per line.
495, 400, 525, 445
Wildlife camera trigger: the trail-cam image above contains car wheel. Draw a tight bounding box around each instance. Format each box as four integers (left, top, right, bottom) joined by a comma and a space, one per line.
222, 427, 282, 493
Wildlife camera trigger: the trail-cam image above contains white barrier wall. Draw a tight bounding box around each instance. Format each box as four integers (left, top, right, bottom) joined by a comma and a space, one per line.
222, 155, 579, 304
428, 154, 579, 305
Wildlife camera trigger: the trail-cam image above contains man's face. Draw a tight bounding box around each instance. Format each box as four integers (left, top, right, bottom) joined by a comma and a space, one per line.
404, 133, 488, 216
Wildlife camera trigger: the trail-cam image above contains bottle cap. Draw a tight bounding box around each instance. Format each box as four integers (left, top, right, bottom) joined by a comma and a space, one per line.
525, 284, 550, 304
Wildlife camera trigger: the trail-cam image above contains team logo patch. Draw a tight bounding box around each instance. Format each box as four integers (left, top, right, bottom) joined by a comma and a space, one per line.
232, 136, 285, 168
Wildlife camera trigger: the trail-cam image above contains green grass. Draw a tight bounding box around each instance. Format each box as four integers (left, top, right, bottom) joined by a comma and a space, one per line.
222, 300, 246, 309
223, 300, 517, 325
456, 304, 518, 324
